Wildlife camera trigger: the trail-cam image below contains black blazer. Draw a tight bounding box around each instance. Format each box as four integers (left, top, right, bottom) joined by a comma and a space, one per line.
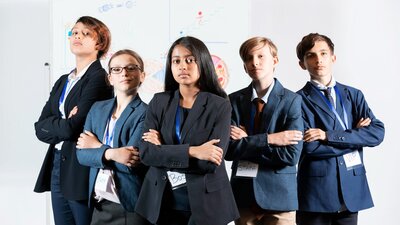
135, 90, 239, 225
34, 60, 113, 200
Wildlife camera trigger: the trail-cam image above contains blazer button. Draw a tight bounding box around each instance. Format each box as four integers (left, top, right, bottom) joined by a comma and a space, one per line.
162, 175, 167, 180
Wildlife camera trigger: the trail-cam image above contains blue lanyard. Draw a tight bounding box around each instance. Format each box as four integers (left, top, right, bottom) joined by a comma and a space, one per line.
59, 78, 78, 106
175, 106, 182, 144
312, 85, 349, 129
104, 110, 116, 146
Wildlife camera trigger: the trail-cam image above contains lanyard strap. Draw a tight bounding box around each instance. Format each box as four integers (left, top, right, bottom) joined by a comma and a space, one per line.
175, 105, 182, 144
312, 85, 349, 129
59, 78, 78, 106
104, 110, 117, 146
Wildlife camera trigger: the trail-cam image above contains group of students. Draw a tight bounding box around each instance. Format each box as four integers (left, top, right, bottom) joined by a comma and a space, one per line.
33, 16, 385, 225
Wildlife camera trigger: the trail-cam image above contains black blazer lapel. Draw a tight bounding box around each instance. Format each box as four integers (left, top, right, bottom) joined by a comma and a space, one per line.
161, 91, 180, 145
180, 92, 207, 143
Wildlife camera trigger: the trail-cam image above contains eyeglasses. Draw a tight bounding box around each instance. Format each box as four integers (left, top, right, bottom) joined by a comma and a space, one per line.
171, 56, 197, 65
109, 65, 142, 74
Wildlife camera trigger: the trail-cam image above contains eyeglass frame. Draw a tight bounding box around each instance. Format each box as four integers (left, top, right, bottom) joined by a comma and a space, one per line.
109, 64, 142, 74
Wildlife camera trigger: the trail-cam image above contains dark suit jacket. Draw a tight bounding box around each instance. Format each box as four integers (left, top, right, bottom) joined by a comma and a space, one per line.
226, 79, 303, 211
76, 95, 147, 212
34, 60, 114, 200
135, 90, 239, 225
297, 81, 385, 212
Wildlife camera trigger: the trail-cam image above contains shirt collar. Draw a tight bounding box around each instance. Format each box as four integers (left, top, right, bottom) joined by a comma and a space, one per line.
310, 76, 336, 90
68, 60, 96, 81
251, 79, 275, 102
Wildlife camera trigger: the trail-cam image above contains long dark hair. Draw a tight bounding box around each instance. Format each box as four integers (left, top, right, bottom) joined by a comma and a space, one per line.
164, 36, 227, 98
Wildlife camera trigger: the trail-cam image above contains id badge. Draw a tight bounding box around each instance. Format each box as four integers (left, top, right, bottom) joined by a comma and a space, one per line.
343, 150, 362, 170
167, 171, 186, 190
235, 160, 259, 178
95, 172, 112, 192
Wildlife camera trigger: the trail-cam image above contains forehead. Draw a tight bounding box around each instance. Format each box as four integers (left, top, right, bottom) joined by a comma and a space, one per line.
72, 22, 92, 30
110, 54, 139, 65
249, 43, 271, 55
172, 45, 192, 57
307, 41, 331, 53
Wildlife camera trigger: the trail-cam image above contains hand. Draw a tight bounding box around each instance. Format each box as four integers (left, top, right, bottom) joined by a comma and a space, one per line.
68, 106, 78, 118
104, 146, 140, 167
77, 130, 102, 149
356, 117, 371, 128
230, 125, 248, 140
303, 128, 327, 142
189, 139, 223, 166
142, 129, 162, 145
268, 130, 303, 145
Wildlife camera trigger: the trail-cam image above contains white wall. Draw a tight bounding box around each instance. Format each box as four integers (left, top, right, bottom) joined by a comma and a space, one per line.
0, 0, 398, 224
0, 0, 51, 224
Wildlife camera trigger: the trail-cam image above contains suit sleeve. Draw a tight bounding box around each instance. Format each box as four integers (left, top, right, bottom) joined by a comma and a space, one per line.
226, 95, 303, 167
303, 89, 385, 158
34, 68, 112, 144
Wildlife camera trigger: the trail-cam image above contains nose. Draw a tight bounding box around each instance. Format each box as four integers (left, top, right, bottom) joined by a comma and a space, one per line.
251, 58, 259, 67
179, 62, 187, 70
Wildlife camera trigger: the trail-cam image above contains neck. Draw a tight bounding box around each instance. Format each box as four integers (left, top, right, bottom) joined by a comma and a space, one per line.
253, 77, 273, 98
75, 55, 97, 74
179, 85, 200, 108
315, 75, 332, 87
113, 92, 136, 119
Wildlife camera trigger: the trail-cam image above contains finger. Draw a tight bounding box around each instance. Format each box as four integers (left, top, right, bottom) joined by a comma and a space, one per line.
208, 139, 220, 145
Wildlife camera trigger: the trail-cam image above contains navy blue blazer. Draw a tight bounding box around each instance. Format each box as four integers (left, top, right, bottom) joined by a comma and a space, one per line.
76, 95, 147, 212
135, 90, 239, 225
34, 60, 113, 200
297, 82, 385, 212
226, 79, 303, 211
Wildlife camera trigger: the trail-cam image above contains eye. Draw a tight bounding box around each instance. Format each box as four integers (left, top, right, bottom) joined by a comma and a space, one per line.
126, 65, 141, 72
110, 67, 123, 74
185, 56, 196, 64
172, 59, 181, 65
258, 54, 264, 59
70, 30, 78, 36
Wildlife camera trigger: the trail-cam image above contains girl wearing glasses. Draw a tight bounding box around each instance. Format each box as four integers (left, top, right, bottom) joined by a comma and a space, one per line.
34, 16, 113, 225
76, 49, 150, 225
136, 36, 239, 225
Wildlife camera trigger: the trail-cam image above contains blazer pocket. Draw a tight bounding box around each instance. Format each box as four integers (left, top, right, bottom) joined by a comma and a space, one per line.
206, 177, 229, 193
353, 166, 366, 176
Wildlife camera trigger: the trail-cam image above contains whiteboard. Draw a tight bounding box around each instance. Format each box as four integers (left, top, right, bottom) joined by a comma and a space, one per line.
52, 0, 250, 102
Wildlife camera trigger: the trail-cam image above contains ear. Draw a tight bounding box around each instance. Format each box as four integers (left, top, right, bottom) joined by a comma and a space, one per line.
272, 56, 279, 67
299, 61, 306, 70
331, 54, 337, 63
107, 73, 113, 86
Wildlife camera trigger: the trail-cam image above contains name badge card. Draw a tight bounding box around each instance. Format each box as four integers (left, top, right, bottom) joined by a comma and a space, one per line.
343, 150, 362, 170
95, 172, 112, 192
167, 171, 186, 190
236, 160, 259, 178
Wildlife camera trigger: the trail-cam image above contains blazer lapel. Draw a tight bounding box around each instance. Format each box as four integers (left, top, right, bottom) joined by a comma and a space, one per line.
259, 80, 283, 132
97, 99, 115, 144
304, 82, 336, 120
239, 85, 253, 133
113, 95, 141, 147
161, 91, 180, 145
180, 92, 207, 143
